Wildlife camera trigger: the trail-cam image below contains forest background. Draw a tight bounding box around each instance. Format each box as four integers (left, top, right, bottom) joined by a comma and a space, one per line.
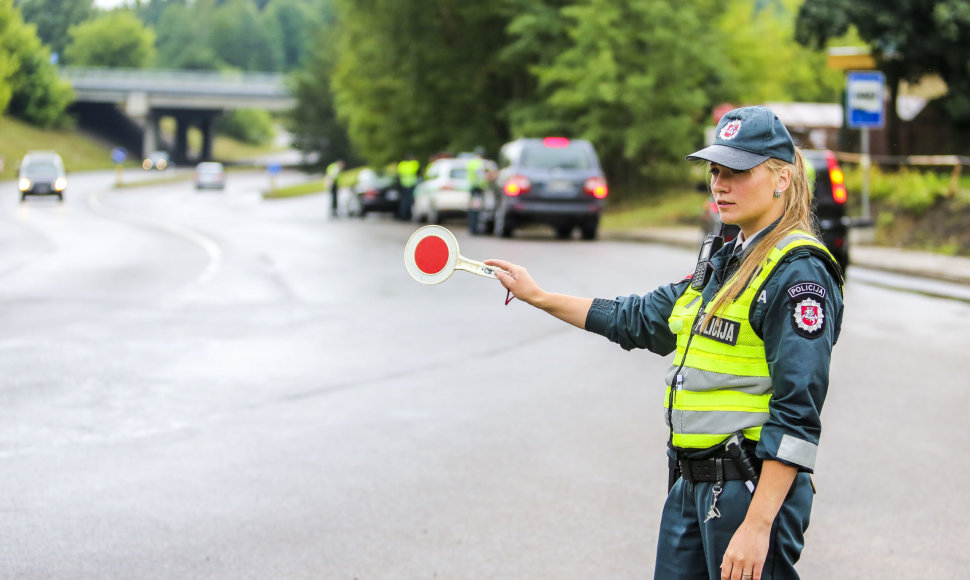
2, 0, 970, 253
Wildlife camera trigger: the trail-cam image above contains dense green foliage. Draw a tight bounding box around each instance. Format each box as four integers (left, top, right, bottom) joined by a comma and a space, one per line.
65, 11, 157, 68
0, 0, 72, 126
295, 0, 844, 198
15, 0, 92, 60
215, 109, 275, 145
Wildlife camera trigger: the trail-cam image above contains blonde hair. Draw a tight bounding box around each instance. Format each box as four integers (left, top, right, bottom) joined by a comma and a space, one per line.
700, 148, 816, 328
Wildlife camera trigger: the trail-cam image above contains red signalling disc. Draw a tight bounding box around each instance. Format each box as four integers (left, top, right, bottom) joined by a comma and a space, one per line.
414, 235, 449, 274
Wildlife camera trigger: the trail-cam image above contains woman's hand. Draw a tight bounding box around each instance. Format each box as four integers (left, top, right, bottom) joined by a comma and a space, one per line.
484, 259, 593, 329
484, 259, 545, 306
720, 520, 770, 580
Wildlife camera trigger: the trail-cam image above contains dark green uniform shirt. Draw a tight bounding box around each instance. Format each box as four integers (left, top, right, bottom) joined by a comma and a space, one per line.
584, 233, 844, 471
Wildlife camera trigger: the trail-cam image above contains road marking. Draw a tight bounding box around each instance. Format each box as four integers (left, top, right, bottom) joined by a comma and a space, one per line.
87, 189, 223, 285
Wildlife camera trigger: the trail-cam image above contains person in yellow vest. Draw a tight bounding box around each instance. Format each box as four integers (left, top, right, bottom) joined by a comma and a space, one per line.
396, 155, 420, 221
465, 148, 496, 235
326, 160, 344, 217
485, 106, 844, 580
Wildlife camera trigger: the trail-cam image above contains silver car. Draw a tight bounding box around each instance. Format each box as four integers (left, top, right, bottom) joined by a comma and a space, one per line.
18, 151, 67, 202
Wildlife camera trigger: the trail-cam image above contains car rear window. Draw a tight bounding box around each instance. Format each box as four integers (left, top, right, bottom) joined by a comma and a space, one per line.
448, 167, 468, 179
520, 143, 594, 170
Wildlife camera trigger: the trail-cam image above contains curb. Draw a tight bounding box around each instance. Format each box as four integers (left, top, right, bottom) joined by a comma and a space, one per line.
600, 227, 970, 287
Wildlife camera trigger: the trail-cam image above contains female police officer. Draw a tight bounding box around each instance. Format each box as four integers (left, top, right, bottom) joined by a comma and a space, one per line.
485, 106, 844, 580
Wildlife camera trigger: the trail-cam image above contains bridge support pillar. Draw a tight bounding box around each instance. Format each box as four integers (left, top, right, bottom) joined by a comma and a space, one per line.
175, 118, 190, 165
200, 116, 214, 162
142, 112, 160, 159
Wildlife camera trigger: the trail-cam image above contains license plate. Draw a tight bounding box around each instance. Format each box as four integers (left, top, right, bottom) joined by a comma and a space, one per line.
386, 189, 399, 201
545, 180, 574, 195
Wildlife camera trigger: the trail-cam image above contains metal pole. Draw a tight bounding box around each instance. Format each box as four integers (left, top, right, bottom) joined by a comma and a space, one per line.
861, 126, 871, 221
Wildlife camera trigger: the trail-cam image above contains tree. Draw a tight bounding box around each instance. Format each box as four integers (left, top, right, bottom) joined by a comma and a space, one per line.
264, 0, 318, 70
208, 0, 282, 71
154, 2, 222, 69
15, 0, 94, 60
515, 0, 728, 188
0, 0, 73, 126
287, 18, 357, 166
326, 0, 511, 166
64, 10, 157, 68
715, 0, 843, 105
796, 0, 970, 152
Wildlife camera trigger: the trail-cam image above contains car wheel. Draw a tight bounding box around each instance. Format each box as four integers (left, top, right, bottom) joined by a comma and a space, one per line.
428, 205, 439, 225
57, 193, 64, 202
580, 223, 598, 241
555, 225, 573, 240
494, 209, 514, 238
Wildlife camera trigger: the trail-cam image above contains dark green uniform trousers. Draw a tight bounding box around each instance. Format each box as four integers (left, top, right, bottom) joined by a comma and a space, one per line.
654, 472, 813, 579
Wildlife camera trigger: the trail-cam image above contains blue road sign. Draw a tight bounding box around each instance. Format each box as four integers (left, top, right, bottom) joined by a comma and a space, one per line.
267, 163, 282, 175
111, 147, 127, 164
846, 71, 886, 129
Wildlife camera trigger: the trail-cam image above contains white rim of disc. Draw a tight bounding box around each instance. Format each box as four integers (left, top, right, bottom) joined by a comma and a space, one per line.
404, 225, 460, 285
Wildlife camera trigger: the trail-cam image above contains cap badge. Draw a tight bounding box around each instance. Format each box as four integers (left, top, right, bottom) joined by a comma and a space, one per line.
719, 119, 742, 140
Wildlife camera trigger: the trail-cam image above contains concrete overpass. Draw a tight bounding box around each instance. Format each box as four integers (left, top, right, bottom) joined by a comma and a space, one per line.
60, 67, 296, 163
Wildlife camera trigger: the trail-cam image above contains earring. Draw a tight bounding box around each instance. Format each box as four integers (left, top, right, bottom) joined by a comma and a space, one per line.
773, 190, 782, 198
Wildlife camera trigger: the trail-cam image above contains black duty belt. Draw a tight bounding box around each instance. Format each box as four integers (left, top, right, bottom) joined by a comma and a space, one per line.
676, 456, 762, 483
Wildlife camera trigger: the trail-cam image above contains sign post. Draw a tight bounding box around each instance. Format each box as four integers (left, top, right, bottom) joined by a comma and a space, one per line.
846, 71, 886, 221
111, 147, 127, 187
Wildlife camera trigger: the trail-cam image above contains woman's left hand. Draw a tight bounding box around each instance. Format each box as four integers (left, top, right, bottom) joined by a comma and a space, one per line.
720, 521, 770, 580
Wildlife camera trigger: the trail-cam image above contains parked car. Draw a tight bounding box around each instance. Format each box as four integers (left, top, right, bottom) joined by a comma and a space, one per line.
485, 137, 608, 239
411, 157, 497, 224
700, 148, 850, 272
18, 151, 67, 202
346, 168, 400, 217
194, 161, 225, 190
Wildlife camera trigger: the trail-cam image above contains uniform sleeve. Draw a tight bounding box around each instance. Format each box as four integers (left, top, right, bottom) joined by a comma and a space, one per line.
753, 253, 844, 473
584, 280, 689, 355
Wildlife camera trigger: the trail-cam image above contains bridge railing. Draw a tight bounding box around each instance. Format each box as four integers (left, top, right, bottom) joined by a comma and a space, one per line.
59, 67, 291, 97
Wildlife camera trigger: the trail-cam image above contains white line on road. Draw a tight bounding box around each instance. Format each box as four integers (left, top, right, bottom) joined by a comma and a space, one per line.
87, 189, 223, 286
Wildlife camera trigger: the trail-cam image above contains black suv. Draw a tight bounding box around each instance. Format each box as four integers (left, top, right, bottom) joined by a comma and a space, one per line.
701, 149, 849, 272
485, 137, 608, 240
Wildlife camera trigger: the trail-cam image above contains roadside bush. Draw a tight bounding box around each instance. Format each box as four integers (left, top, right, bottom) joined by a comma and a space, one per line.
215, 109, 275, 145
844, 166, 951, 214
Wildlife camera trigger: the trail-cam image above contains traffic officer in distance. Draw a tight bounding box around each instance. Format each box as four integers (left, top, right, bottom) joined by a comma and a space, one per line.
486, 105, 844, 580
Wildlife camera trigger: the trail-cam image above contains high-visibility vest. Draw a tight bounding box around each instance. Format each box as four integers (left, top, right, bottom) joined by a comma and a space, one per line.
664, 231, 837, 450
398, 160, 420, 187
466, 157, 485, 189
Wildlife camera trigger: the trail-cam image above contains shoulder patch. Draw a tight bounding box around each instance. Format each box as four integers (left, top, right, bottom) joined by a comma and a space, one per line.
788, 281, 827, 338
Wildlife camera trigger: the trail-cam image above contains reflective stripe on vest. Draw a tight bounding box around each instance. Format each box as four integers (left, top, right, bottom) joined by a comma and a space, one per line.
665, 231, 835, 450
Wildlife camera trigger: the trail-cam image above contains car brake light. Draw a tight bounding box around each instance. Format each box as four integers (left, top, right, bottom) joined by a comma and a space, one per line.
584, 176, 608, 199
825, 151, 847, 204
542, 137, 570, 148
504, 175, 531, 196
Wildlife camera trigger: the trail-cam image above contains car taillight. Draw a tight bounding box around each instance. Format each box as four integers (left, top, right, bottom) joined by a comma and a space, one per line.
825, 151, 847, 204
542, 137, 570, 148
584, 176, 608, 199
504, 175, 531, 196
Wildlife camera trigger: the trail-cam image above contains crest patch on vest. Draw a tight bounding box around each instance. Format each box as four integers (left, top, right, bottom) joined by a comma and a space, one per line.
692, 315, 740, 346
787, 281, 828, 338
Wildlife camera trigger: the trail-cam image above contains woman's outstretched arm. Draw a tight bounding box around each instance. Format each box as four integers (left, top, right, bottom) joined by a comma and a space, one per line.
485, 259, 593, 329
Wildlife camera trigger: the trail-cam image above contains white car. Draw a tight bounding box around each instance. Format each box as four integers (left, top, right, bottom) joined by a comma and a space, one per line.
194, 162, 225, 190
412, 157, 494, 223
